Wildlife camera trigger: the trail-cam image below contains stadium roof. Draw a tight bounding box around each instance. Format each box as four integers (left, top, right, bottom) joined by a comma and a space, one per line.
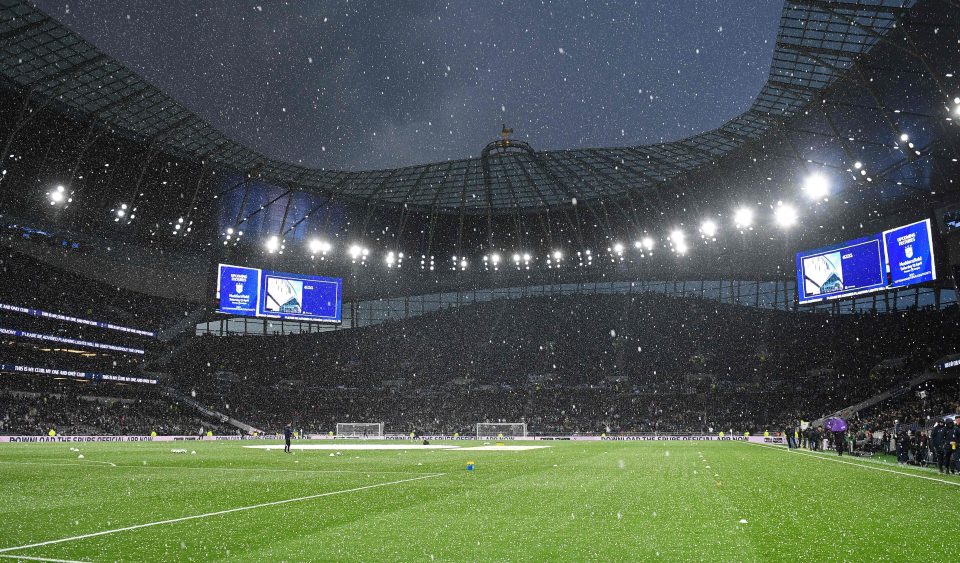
0, 0, 916, 213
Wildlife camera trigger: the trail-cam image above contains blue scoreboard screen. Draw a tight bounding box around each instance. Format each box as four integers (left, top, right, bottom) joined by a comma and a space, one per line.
882, 219, 936, 288
216, 264, 342, 322
796, 219, 936, 305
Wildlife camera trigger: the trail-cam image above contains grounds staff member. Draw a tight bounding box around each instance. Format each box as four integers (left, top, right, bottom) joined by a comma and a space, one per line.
284, 423, 293, 454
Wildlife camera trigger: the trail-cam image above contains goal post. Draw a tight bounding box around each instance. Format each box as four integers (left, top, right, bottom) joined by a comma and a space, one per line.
336, 422, 384, 438
476, 422, 527, 439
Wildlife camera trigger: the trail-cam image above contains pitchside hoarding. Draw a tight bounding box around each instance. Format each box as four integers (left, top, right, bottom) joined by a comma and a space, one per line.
796, 218, 937, 305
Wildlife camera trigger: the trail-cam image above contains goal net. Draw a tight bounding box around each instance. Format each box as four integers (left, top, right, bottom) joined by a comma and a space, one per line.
476, 422, 527, 439
336, 422, 384, 438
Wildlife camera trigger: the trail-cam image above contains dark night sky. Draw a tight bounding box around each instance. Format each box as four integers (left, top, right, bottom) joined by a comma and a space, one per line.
34, 1, 784, 171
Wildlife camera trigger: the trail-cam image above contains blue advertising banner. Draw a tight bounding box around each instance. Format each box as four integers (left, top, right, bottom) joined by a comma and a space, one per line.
883, 219, 936, 288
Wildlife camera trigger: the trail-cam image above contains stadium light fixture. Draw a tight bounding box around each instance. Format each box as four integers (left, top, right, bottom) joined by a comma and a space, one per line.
552, 250, 562, 261
309, 238, 332, 255
700, 219, 718, 239
265, 236, 281, 253
47, 185, 72, 206
170, 216, 192, 236
733, 207, 754, 230
899, 133, 909, 142
386, 251, 397, 267
773, 202, 798, 229
670, 230, 688, 255
640, 237, 655, 251
112, 203, 136, 223
612, 243, 624, 255
460, 258, 468, 270
348, 244, 365, 260
803, 173, 830, 200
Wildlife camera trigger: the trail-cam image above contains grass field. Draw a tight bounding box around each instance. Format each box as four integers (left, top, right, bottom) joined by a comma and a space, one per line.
1, 439, 959, 561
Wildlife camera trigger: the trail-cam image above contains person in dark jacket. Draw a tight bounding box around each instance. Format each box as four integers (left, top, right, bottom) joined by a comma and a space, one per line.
896, 429, 910, 464
833, 430, 846, 456
932, 422, 944, 470
950, 422, 960, 474
939, 420, 955, 474
283, 423, 293, 454
915, 431, 929, 467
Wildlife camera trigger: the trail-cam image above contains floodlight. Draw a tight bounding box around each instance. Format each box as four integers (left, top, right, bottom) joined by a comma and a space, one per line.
803, 173, 830, 200
48, 185, 67, 204
733, 207, 754, 229
309, 239, 331, 254
700, 219, 717, 238
774, 203, 798, 228
670, 230, 687, 255
265, 236, 280, 253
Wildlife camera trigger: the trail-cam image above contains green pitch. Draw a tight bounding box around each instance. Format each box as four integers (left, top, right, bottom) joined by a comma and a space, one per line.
1, 440, 959, 561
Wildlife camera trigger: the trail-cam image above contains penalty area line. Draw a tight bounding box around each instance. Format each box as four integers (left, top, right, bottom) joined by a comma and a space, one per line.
0, 472, 446, 554
744, 441, 960, 487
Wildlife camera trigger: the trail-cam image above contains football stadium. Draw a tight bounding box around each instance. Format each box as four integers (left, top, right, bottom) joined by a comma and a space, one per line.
1, 0, 960, 560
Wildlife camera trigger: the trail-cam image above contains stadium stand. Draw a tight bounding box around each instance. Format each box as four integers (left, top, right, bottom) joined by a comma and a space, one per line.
170, 294, 960, 435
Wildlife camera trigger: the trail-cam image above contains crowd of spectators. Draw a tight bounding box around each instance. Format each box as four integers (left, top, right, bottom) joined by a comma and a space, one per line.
781, 378, 960, 468
0, 390, 223, 436
0, 372, 225, 435
169, 293, 960, 436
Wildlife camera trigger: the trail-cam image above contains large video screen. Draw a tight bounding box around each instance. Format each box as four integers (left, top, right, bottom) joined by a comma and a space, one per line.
883, 219, 936, 288
796, 219, 936, 305
216, 264, 342, 322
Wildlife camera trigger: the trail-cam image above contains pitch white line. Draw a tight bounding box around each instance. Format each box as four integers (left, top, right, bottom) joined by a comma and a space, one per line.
78, 460, 116, 467
0, 555, 88, 562
745, 442, 960, 487
0, 472, 445, 554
